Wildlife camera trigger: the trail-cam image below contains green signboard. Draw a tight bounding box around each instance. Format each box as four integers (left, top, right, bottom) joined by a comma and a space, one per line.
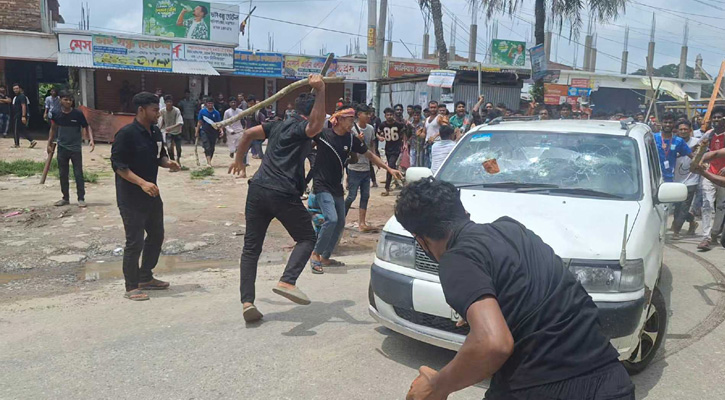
142, 0, 239, 44
491, 39, 527, 67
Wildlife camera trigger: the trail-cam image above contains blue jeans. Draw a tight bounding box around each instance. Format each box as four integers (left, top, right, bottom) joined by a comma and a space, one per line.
249, 140, 264, 158
314, 191, 345, 259
0, 113, 8, 135
345, 169, 371, 214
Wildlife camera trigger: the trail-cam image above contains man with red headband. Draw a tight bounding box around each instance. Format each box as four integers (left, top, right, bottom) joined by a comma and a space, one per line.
309, 105, 403, 274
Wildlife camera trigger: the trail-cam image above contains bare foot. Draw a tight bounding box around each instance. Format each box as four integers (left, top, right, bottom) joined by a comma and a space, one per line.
277, 281, 296, 290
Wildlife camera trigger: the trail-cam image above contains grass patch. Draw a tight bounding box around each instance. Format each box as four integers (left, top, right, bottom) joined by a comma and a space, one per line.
0, 159, 98, 183
190, 167, 214, 179
180, 166, 190, 171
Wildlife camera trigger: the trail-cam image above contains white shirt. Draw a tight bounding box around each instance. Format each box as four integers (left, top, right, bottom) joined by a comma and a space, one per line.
425, 115, 441, 141
674, 136, 701, 186
223, 107, 245, 134
431, 140, 457, 175
158, 106, 183, 135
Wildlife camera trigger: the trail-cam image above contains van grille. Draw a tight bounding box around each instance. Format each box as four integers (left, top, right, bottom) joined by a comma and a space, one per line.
415, 243, 440, 275
393, 307, 470, 335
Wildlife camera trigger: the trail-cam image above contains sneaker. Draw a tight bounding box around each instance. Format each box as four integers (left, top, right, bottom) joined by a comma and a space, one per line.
697, 237, 712, 251
372, 182, 379, 188
78, 200, 87, 208
229, 152, 234, 158
687, 221, 699, 236
671, 232, 680, 241
29, 140, 37, 148
54, 199, 69, 207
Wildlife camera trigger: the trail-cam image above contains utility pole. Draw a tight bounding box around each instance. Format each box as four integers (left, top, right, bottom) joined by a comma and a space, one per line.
468, 0, 477, 62
621, 26, 629, 74
386, 14, 393, 57
679, 21, 689, 79
247, 0, 253, 50
647, 14, 656, 76
590, 34, 597, 72
367, 0, 378, 106
583, 19, 593, 72
449, 16, 456, 62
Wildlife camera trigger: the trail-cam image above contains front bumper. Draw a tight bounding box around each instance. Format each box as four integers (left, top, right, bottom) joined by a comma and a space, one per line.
370, 263, 646, 350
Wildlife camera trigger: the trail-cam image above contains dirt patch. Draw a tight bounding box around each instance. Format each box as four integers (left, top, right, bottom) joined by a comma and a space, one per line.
0, 138, 398, 302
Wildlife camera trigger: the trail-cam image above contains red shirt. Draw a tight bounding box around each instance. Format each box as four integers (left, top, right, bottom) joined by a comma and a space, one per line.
708, 130, 725, 174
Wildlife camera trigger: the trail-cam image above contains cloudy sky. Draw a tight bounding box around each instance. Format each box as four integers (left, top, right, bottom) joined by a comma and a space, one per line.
58, 0, 725, 75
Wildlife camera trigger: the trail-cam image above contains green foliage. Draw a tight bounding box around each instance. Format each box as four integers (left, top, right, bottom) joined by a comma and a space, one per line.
190, 167, 214, 179
632, 64, 696, 79
0, 158, 98, 183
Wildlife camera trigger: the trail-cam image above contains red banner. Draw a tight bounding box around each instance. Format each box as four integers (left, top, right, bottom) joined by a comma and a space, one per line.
78, 106, 135, 143
387, 61, 438, 78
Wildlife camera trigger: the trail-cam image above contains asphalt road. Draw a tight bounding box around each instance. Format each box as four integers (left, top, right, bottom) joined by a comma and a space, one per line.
1, 241, 724, 400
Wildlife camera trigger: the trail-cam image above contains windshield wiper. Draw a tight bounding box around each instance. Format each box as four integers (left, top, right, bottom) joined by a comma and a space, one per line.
516, 187, 624, 199
454, 182, 560, 190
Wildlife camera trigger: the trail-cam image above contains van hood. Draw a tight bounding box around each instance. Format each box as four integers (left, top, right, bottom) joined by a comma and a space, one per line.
384, 189, 641, 260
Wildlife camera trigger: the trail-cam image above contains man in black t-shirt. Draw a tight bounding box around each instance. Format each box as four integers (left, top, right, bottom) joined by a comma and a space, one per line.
47, 91, 94, 208
11, 83, 36, 148
377, 107, 408, 196
228, 74, 326, 323
398, 179, 634, 400
308, 106, 402, 274
0, 85, 11, 137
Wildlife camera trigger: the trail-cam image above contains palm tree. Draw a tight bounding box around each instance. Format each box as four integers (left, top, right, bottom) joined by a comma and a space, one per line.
418, 0, 448, 69
478, 0, 628, 46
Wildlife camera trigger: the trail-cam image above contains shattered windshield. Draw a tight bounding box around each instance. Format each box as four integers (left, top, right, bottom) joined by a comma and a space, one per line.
437, 130, 642, 200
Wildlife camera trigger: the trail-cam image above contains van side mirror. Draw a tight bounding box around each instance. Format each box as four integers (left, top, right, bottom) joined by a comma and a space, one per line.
405, 167, 433, 184
656, 182, 687, 204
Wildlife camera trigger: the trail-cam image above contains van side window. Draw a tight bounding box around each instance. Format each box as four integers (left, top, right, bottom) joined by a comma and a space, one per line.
644, 133, 661, 198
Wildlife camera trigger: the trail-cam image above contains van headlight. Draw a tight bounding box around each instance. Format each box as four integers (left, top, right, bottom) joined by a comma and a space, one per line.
567, 259, 644, 293
376, 231, 416, 268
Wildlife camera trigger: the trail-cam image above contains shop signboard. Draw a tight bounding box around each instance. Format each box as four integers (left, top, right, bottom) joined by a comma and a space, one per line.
544, 83, 569, 105
491, 39, 527, 66
142, 0, 239, 45
427, 70, 456, 88
529, 43, 547, 81
567, 87, 591, 97
570, 78, 592, 88
58, 33, 93, 54
172, 43, 233, 69
233, 50, 284, 77
386, 60, 437, 78
283, 55, 338, 79
336, 60, 368, 82
92, 35, 173, 72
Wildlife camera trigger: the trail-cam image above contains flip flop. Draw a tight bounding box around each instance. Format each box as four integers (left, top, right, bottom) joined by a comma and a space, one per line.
243, 305, 263, 322
310, 259, 324, 274
124, 289, 149, 301
359, 226, 380, 233
322, 259, 345, 267
272, 285, 311, 305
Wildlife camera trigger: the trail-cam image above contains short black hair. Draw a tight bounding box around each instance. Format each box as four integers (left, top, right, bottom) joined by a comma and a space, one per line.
428, 100, 438, 106
559, 103, 572, 111
496, 102, 507, 109
454, 101, 466, 108
439, 124, 454, 140
163, 94, 173, 102
198, 5, 208, 16
132, 92, 160, 109
12, 83, 21, 89
678, 119, 692, 128
661, 112, 676, 121
395, 178, 468, 240
423, 108, 429, 113
203, 96, 214, 103
394, 103, 403, 109
58, 90, 73, 99
711, 106, 725, 117
228, 96, 237, 103
383, 107, 394, 115
356, 104, 371, 115
413, 105, 422, 112
407, 105, 414, 109
295, 92, 316, 116
484, 102, 494, 108
247, 94, 257, 102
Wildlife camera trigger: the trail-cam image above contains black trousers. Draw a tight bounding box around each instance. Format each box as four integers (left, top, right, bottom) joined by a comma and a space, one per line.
13, 117, 32, 146
369, 141, 378, 184
57, 147, 85, 201
385, 152, 400, 191
240, 183, 316, 304
167, 134, 182, 161
119, 201, 164, 291
486, 362, 635, 400
201, 131, 218, 158
673, 185, 698, 232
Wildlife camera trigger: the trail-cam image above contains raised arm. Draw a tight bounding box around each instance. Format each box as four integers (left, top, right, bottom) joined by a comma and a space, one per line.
176, 9, 187, 26
304, 74, 326, 137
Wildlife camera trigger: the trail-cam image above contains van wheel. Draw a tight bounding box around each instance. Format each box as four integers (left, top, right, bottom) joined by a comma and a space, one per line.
623, 287, 666, 375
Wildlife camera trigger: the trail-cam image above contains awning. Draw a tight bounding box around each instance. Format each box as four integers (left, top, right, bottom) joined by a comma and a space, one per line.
57, 53, 219, 76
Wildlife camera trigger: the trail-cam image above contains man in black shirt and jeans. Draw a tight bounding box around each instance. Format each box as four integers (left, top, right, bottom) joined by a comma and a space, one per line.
11, 83, 37, 148
111, 92, 180, 301
398, 179, 634, 400
377, 107, 408, 196
228, 74, 326, 322
308, 106, 402, 274
47, 90, 94, 208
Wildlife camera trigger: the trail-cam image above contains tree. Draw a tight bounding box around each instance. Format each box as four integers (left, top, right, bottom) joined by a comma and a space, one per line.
419, 0, 448, 69
633, 64, 696, 79
477, 0, 628, 46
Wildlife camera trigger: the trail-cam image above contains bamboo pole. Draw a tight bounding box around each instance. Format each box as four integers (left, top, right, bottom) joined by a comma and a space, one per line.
691, 60, 725, 172
213, 76, 345, 130
40, 143, 56, 184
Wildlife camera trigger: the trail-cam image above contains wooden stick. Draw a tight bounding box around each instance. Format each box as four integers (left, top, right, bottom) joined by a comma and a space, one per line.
194, 136, 200, 167
40, 142, 56, 184
691, 60, 725, 172
644, 80, 662, 122
213, 76, 345, 130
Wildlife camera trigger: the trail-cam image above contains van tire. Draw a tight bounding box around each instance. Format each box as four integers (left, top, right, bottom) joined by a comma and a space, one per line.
623, 287, 666, 375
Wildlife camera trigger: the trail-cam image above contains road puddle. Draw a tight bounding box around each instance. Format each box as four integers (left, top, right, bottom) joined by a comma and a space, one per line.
0, 273, 32, 285
81, 256, 235, 281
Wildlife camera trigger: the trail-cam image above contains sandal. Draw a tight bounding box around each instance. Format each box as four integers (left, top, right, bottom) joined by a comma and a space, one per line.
139, 278, 170, 290
243, 304, 263, 322
272, 285, 311, 305
322, 259, 345, 267
310, 259, 324, 274
124, 289, 149, 301
380, 191, 390, 197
